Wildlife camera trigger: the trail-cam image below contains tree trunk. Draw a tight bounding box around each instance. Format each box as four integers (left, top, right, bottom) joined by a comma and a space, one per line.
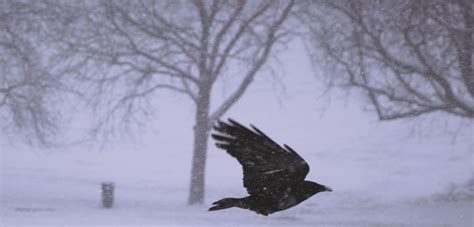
188, 88, 211, 205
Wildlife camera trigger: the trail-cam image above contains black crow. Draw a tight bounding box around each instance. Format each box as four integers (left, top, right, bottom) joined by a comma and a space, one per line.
208, 119, 332, 216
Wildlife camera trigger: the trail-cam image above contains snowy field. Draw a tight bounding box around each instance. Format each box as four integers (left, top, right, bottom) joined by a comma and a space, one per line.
1, 138, 472, 227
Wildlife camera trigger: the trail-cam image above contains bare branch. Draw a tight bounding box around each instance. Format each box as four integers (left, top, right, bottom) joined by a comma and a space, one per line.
0, 1, 68, 146
301, 0, 474, 119
210, 1, 274, 82
210, 0, 294, 122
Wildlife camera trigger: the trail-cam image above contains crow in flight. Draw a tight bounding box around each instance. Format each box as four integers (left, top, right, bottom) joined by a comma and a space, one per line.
208, 119, 332, 216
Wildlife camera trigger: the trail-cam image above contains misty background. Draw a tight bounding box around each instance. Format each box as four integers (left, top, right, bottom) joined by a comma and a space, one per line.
1, 0, 473, 226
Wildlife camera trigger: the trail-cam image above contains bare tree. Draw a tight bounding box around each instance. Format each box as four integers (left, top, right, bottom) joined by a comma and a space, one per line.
54, 0, 295, 204
0, 0, 66, 146
301, 0, 474, 120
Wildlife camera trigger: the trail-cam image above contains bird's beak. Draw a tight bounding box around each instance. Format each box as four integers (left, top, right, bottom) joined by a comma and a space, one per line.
325, 186, 333, 192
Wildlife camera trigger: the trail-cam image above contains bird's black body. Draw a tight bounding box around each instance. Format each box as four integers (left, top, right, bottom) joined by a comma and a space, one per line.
209, 119, 332, 215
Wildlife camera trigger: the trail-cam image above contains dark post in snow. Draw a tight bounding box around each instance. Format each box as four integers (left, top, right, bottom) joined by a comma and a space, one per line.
101, 182, 114, 208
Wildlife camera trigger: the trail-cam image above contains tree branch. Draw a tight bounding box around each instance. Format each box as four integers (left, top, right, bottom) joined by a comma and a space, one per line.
209, 0, 294, 122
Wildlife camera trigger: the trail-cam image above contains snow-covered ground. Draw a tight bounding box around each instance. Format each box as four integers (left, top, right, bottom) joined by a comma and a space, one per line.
1, 139, 472, 226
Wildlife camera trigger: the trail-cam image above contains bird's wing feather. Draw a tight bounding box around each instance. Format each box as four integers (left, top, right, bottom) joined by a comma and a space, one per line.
212, 119, 310, 197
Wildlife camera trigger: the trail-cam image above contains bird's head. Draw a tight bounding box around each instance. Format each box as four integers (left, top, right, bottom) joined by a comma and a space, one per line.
302, 181, 333, 196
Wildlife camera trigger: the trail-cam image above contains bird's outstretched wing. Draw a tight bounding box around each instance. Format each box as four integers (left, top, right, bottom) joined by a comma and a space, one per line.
212, 119, 310, 197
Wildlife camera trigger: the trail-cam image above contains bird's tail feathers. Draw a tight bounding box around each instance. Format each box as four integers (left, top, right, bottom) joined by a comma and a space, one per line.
208, 198, 239, 211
